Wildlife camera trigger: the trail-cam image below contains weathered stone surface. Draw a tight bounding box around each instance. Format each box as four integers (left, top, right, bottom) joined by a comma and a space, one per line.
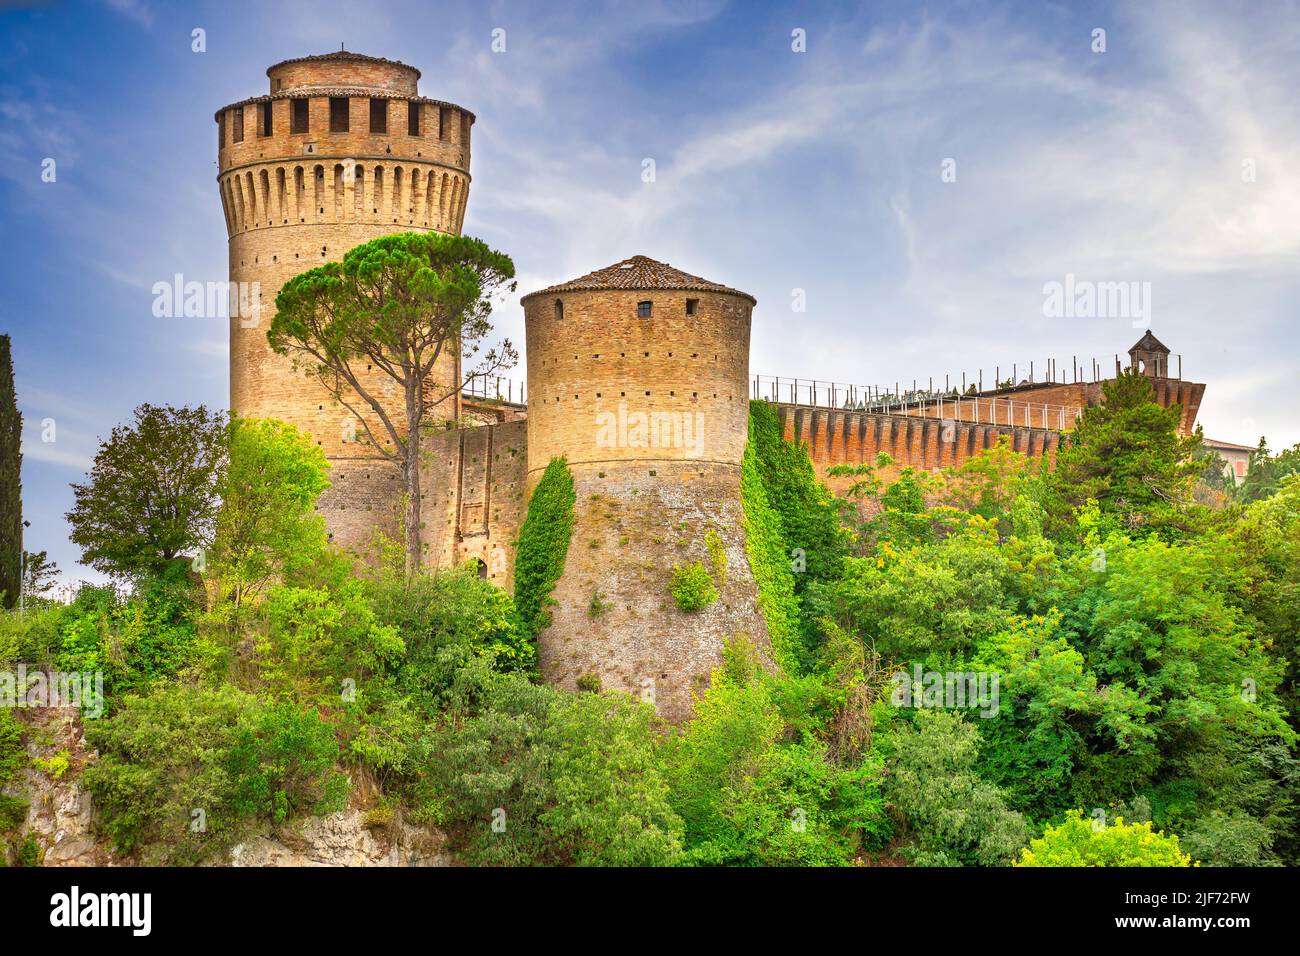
227, 810, 451, 867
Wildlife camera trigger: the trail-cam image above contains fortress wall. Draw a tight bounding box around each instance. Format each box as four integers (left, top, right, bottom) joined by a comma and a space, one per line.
893, 378, 1203, 435
420, 419, 528, 589
773, 403, 1062, 499
538, 461, 771, 723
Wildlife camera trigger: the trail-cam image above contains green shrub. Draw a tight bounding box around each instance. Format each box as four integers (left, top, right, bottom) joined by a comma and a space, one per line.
416, 659, 681, 866
83, 684, 258, 864
513, 457, 575, 638
885, 709, 1029, 866
84, 684, 348, 864
666, 639, 889, 866
670, 562, 718, 612
1016, 809, 1192, 867
226, 702, 348, 825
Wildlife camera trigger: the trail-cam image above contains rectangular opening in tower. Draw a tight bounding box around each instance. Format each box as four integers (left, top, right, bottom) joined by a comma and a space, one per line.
408, 101, 420, 136
370, 98, 387, 133
260, 101, 272, 137
232, 107, 244, 143
438, 107, 450, 141
291, 98, 309, 134
329, 97, 350, 133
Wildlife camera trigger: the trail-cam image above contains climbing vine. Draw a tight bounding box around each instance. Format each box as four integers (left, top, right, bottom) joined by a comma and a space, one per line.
740, 408, 806, 672
513, 456, 576, 640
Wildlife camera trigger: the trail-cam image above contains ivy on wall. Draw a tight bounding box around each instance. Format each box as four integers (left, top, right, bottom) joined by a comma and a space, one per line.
740, 408, 806, 672
746, 399, 846, 596
513, 457, 576, 641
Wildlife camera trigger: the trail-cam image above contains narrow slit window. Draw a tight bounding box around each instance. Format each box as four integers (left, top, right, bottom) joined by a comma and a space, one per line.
370, 98, 387, 133
408, 101, 421, 136
291, 98, 309, 133
232, 107, 244, 143
329, 97, 349, 133
637, 300, 653, 318
260, 101, 273, 137
438, 107, 451, 141
554, 299, 563, 320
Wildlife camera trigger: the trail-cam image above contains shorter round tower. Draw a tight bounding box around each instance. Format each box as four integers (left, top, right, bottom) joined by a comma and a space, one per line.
520, 257, 773, 720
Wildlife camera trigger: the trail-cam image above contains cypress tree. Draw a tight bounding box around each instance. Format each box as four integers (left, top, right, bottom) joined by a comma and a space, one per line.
0, 335, 21, 609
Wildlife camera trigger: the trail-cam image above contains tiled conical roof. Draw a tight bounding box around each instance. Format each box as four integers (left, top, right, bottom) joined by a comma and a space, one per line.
521, 255, 756, 305
266, 51, 420, 79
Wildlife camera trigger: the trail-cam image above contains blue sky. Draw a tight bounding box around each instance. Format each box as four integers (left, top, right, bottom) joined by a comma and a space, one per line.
2, 0, 1298, 586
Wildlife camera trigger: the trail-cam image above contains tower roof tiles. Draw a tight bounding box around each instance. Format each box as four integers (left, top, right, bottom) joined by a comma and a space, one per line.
521, 255, 756, 306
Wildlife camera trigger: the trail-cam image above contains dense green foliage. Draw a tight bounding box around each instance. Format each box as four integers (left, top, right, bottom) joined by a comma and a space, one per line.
0, 335, 20, 610
1239, 438, 1300, 504
66, 404, 228, 579
513, 457, 575, 640
1048, 370, 1202, 538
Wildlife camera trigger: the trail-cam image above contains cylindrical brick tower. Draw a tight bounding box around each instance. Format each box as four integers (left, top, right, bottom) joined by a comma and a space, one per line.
216, 51, 473, 551
520, 256, 774, 721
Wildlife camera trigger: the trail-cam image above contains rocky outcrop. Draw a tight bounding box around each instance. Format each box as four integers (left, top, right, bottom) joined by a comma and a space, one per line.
226, 810, 452, 867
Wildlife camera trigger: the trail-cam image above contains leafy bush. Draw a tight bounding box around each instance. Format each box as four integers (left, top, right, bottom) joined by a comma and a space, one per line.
884, 709, 1029, 866
670, 562, 718, 612
226, 702, 348, 825
83, 684, 348, 864
83, 684, 258, 864
666, 640, 889, 866
1016, 809, 1192, 867
416, 657, 681, 866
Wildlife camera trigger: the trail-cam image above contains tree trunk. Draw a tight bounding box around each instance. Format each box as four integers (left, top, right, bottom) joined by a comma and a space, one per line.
403, 386, 423, 576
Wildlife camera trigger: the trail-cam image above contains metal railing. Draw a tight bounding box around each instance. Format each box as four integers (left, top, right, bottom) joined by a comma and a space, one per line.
751, 375, 1083, 431
462, 374, 525, 405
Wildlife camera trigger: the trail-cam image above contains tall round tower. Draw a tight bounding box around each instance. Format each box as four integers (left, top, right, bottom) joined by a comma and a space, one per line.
216, 51, 473, 551
521, 256, 774, 721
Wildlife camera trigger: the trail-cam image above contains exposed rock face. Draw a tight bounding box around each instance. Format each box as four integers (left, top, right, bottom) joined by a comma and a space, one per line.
226, 810, 452, 867
1, 706, 108, 866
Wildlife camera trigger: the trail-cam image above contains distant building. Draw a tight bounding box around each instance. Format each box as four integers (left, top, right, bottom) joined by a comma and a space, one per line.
1203, 438, 1254, 486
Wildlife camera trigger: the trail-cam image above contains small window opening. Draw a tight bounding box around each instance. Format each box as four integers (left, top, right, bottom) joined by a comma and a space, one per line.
260, 102, 273, 136
554, 298, 563, 320
369, 99, 387, 133
686, 298, 699, 315
637, 300, 653, 318
438, 107, 451, 141
329, 97, 350, 133
291, 98, 309, 133
232, 108, 244, 143
408, 102, 421, 136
